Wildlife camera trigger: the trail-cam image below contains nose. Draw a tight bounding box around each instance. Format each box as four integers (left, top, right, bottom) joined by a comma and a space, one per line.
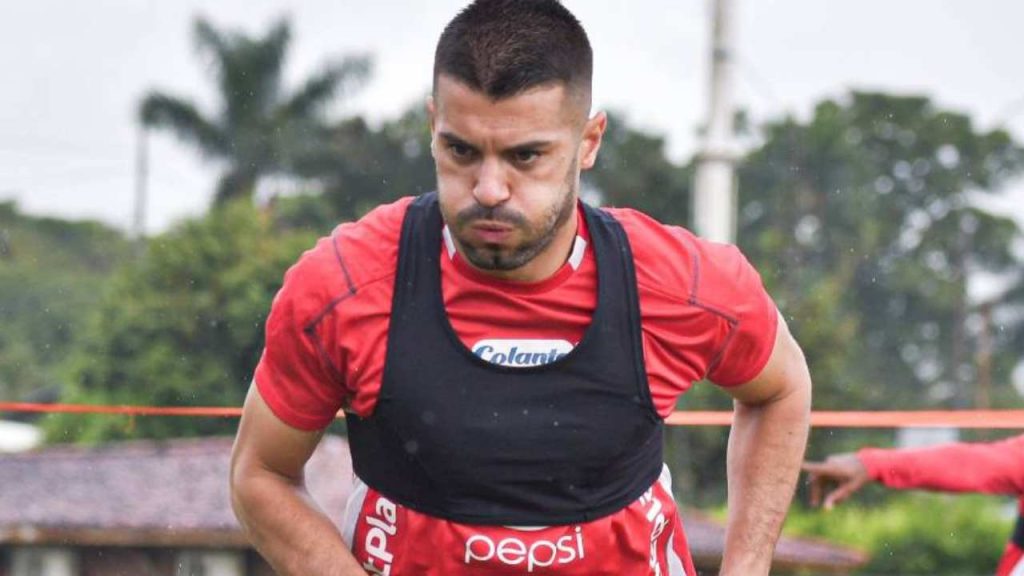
472, 157, 510, 208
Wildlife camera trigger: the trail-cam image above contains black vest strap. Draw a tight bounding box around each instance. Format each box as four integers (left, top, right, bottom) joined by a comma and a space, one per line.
346, 192, 664, 525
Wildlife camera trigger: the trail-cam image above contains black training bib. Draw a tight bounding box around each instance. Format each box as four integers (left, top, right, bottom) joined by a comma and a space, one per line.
347, 192, 664, 525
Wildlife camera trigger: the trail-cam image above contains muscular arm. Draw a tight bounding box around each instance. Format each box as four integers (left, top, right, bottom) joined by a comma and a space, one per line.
718, 313, 812, 576
230, 384, 367, 576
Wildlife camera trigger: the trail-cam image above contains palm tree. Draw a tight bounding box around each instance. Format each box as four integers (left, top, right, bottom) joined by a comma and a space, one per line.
139, 17, 370, 204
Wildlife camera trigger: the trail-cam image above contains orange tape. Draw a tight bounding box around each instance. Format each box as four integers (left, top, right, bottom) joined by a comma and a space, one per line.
3, 403, 1023, 429
0, 402, 241, 418
666, 410, 1024, 429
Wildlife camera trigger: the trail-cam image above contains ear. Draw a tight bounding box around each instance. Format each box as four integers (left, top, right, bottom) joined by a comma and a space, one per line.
578, 111, 607, 171
426, 95, 438, 158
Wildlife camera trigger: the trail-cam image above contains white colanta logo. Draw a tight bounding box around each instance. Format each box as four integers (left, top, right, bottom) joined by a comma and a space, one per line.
464, 526, 585, 573
472, 339, 575, 368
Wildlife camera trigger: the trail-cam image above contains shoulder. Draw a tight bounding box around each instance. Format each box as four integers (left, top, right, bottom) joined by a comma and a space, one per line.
606, 206, 765, 309
603, 206, 755, 307
602, 206, 778, 386
601, 207, 697, 297
330, 196, 414, 288
275, 196, 414, 324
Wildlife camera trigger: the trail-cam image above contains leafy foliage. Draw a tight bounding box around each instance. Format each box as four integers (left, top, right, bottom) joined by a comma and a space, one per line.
673, 93, 1024, 505
784, 494, 1013, 575
140, 17, 370, 204
43, 201, 316, 441
0, 202, 130, 404
738, 92, 1024, 411
301, 105, 437, 222
586, 112, 693, 225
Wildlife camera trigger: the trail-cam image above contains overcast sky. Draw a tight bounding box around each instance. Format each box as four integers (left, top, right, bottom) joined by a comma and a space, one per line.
2, 0, 1023, 233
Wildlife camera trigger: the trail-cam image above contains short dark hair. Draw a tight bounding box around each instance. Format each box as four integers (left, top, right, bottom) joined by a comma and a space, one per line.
433, 0, 592, 103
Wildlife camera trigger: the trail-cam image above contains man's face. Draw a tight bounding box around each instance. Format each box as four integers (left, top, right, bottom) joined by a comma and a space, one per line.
429, 75, 605, 281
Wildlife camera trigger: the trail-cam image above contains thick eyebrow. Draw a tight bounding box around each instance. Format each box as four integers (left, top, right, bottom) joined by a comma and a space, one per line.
438, 131, 476, 150
506, 140, 554, 153
437, 131, 555, 153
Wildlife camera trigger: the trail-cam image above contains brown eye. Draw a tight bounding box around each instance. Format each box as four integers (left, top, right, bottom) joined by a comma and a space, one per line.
514, 150, 540, 165
449, 143, 475, 160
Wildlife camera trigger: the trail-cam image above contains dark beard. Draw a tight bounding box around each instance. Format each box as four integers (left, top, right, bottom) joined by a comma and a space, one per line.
455, 165, 578, 272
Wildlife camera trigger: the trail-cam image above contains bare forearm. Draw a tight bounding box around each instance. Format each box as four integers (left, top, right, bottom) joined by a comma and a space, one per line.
232, 472, 367, 576
720, 379, 811, 575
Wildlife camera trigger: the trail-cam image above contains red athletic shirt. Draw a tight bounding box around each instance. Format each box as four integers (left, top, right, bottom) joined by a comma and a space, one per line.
255, 196, 778, 575
859, 435, 1024, 576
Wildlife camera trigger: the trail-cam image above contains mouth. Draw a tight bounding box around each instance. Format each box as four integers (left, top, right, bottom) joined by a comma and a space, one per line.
468, 221, 514, 244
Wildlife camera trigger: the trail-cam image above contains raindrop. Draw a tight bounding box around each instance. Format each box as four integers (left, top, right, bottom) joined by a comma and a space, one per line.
937, 143, 958, 168
892, 161, 913, 180
794, 215, 820, 246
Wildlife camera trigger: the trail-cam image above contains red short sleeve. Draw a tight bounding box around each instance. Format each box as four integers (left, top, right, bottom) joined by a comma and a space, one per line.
694, 242, 778, 387
254, 237, 349, 431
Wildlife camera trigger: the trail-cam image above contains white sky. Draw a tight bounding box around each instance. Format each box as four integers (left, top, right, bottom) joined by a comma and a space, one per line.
1, 0, 1023, 233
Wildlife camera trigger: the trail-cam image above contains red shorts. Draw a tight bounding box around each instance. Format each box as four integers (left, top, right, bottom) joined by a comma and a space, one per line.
343, 466, 696, 575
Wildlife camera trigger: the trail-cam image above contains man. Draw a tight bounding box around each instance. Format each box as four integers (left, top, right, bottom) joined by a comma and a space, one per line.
803, 435, 1024, 575
230, 1, 811, 574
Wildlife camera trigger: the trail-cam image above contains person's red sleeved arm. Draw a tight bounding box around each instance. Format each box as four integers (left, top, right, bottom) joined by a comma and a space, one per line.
254, 240, 348, 431
697, 242, 779, 387
858, 435, 1024, 495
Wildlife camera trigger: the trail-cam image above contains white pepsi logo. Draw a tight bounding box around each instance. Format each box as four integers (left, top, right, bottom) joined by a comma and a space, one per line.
472, 339, 575, 367
464, 526, 586, 573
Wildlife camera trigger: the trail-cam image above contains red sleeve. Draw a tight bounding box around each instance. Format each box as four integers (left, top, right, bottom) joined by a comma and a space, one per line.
858, 435, 1024, 495
255, 197, 411, 427
254, 236, 350, 431
692, 240, 778, 386
607, 207, 778, 392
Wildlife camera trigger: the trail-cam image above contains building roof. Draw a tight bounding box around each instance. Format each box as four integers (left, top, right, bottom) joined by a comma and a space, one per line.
0, 436, 866, 572
0, 436, 350, 548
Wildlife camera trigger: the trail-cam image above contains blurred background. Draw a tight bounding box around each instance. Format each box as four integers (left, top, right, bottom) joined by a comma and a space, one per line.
1, 1, 1023, 574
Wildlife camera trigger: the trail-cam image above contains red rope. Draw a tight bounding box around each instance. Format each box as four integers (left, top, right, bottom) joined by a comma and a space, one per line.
3, 402, 1024, 429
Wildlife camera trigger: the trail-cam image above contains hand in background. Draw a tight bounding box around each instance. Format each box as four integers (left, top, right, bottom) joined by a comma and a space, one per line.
801, 453, 872, 510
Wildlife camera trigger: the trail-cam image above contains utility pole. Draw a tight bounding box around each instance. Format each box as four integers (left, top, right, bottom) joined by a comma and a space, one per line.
693, 0, 739, 244
133, 124, 149, 241
974, 301, 994, 410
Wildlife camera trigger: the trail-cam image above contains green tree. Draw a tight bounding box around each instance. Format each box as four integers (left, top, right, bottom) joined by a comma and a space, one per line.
44, 202, 317, 442
669, 94, 1024, 505
585, 111, 693, 225
0, 202, 130, 403
139, 17, 370, 204
785, 494, 1013, 575
303, 103, 437, 222
738, 92, 1024, 413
